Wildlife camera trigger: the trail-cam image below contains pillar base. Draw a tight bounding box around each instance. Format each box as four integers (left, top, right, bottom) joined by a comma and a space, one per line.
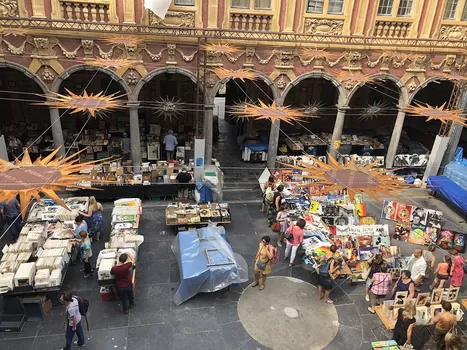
422, 135, 450, 182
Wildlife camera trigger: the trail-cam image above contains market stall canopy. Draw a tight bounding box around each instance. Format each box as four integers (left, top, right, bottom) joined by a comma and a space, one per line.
171, 225, 248, 306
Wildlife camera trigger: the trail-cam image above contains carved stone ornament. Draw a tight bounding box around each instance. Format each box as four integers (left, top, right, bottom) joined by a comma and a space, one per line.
149, 10, 195, 28
31, 37, 59, 57
277, 75, 286, 89
439, 25, 467, 41
42, 66, 55, 83
407, 82, 417, 92
0, 0, 19, 17
304, 19, 343, 35
206, 78, 216, 88
126, 69, 138, 86
81, 39, 94, 57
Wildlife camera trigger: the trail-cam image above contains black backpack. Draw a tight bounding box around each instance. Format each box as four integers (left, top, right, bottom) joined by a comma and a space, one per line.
74, 296, 90, 331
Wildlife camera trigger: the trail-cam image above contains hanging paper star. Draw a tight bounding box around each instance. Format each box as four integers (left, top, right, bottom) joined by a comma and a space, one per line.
302, 102, 324, 118
230, 100, 304, 124
301, 48, 335, 60
0, 147, 113, 219
431, 72, 467, 83
402, 102, 467, 127
84, 57, 134, 70
359, 102, 387, 121
280, 154, 411, 202
105, 35, 145, 46
337, 72, 376, 85
200, 43, 238, 55
152, 97, 184, 121
36, 89, 125, 118
212, 68, 257, 82
0, 27, 28, 37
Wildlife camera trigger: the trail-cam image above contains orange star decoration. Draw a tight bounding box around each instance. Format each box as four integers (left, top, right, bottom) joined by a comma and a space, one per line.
301, 48, 335, 60
230, 100, 304, 124
200, 43, 238, 55
0, 27, 28, 37
84, 57, 134, 70
104, 35, 145, 46
37, 89, 125, 118
0, 147, 113, 219
402, 103, 467, 127
281, 155, 410, 202
212, 68, 257, 82
337, 72, 376, 85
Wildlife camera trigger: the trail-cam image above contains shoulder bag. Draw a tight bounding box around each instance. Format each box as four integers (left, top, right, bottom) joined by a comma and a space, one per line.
255, 245, 268, 271
284, 225, 294, 242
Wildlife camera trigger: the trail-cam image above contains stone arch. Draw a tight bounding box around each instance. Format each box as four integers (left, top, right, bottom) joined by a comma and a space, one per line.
345, 73, 408, 106
407, 77, 454, 104
207, 70, 278, 105
279, 71, 347, 107
51, 64, 132, 97
132, 67, 201, 102
0, 61, 48, 94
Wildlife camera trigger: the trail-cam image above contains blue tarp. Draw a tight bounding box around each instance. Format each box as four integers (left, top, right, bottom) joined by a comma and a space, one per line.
171, 226, 248, 305
240, 143, 269, 152
427, 176, 467, 213
443, 147, 467, 192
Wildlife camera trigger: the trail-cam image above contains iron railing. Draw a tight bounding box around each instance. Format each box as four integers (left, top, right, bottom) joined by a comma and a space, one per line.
1, 17, 466, 49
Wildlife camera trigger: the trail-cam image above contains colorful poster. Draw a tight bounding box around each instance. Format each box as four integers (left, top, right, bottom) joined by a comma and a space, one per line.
437, 229, 455, 250
309, 201, 320, 214
408, 223, 426, 245
357, 235, 373, 248
355, 203, 367, 217
360, 216, 377, 225
359, 247, 379, 261
395, 203, 412, 222
425, 210, 443, 228
381, 200, 397, 220
453, 233, 466, 253
424, 226, 440, 246
393, 222, 410, 241
373, 234, 390, 248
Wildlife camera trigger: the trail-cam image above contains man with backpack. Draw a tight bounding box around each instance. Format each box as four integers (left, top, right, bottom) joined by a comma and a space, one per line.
61, 293, 88, 349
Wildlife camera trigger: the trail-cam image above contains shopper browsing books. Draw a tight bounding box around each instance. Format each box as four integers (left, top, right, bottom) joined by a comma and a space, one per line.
111, 253, 136, 314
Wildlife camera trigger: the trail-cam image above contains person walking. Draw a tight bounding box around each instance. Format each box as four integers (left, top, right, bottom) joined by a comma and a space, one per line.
275, 204, 288, 247
317, 245, 337, 304
268, 185, 284, 225
251, 235, 274, 291
74, 231, 93, 278
449, 249, 465, 288
392, 304, 416, 347
430, 255, 452, 290
111, 253, 135, 314
0, 198, 22, 241
163, 130, 178, 160
367, 265, 392, 314
284, 218, 305, 266
176, 166, 192, 201
407, 248, 427, 292
79, 196, 104, 241
365, 254, 384, 302
61, 293, 85, 349
423, 244, 436, 280
431, 301, 457, 350
261, 175, 276, 213
391, 270, 415, 300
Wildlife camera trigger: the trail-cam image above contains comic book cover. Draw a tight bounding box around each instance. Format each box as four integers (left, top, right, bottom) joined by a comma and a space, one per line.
437, 229, 455, 250
411, 207, 428, 225
408, 223, 426, 245
381, 200, 397, 220
393, 222, 410, 241
357, 235, 373, 248
453, 233, 466, 253
395, 203, 412, 222
424, 226, 439, 246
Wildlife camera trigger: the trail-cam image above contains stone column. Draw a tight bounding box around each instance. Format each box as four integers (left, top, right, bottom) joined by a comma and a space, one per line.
49, 108, 65, 158
267, 120, 280, 170
423, 136, 450, 182
329, 107, 348, 158
204, 104, 214, 164
441, 123, 463, 168
386, 110, 406, 168
128, 103, 141, 173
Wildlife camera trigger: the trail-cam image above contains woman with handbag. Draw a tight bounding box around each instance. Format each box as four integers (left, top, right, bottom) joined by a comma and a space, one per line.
365, 254, 384, 302
367, 265, 392, 314
274, 204, 288, 247
251, 235, 274, 291
284, 218, 305, 267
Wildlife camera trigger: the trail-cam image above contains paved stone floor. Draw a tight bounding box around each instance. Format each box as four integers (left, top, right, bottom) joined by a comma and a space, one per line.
2, 118, 467, 349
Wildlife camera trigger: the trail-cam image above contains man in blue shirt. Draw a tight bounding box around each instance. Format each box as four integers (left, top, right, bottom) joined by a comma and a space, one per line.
163, 130, 178, 160
0, 198, 22, 241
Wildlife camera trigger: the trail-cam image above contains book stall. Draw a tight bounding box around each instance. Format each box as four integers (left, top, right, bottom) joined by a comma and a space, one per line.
97, 198, 144, 302
165, 202, 232, 232
0, 197, 90, 332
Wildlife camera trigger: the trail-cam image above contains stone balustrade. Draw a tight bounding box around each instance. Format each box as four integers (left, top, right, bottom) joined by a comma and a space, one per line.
230, 12, 273, 31
373, 21, 411, 38
59, 0, 109, 22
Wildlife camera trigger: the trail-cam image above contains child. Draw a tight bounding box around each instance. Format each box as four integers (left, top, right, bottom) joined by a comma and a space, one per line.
430, 255, 452, 290
275, 204, 288, 247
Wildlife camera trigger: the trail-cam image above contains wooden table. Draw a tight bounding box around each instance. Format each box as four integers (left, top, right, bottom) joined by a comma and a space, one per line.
375, 306, 395, 330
